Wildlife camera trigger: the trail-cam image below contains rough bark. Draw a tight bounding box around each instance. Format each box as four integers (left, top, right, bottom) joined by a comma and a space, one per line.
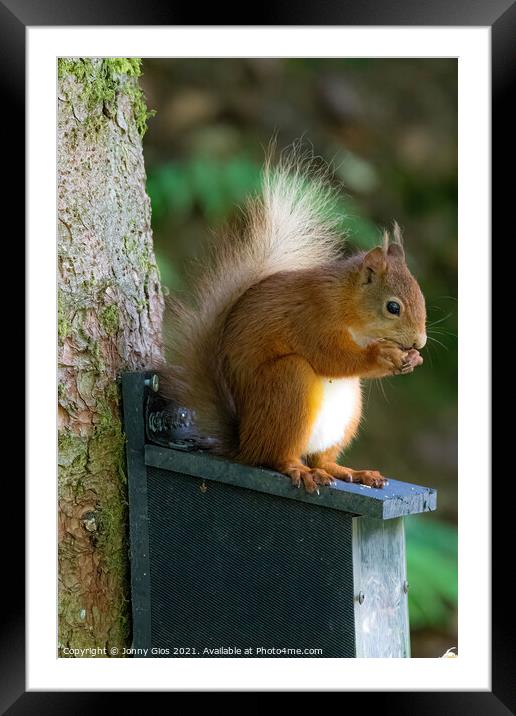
57, 59, 163, 655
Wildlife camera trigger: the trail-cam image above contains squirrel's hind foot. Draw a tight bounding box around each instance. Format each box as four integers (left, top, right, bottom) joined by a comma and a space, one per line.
278, 461, 335, 494
321, 462, 389, 489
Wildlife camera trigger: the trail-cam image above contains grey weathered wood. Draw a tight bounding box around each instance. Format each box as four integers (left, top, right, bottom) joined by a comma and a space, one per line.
145, 444, 437, 520
352, 516, 410, 657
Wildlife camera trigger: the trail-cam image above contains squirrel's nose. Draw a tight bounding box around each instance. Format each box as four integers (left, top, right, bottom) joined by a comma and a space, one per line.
414, 333, 427, 350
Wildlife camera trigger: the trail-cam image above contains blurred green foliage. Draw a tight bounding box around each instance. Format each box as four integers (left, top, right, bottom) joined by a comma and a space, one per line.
147, 157, 261, 224
141, 58, 458, 656
147, 155, 381, 249
406, 518, 457, 630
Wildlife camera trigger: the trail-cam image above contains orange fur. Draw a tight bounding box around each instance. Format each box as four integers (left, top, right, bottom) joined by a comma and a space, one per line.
161, 157, 427, 492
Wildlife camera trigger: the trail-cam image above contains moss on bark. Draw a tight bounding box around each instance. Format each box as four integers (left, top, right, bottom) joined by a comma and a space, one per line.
58, 58, 163, 656
57, 58, 155, 137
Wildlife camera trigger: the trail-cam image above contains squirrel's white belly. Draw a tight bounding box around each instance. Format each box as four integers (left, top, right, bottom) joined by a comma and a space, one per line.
305, 377, 360, 455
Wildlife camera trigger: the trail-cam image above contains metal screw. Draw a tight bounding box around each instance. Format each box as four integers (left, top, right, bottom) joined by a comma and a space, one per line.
358, 591, 365, 605
403, 580, 409, 594
145, 374, 159, 392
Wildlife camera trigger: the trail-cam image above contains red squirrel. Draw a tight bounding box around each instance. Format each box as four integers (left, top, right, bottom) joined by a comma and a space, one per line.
161, 155, 427, 493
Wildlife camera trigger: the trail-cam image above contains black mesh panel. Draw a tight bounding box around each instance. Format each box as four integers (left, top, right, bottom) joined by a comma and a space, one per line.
146, 467, 355, 657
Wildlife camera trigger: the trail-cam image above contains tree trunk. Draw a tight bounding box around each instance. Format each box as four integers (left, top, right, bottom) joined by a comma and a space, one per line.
57, 59, 163, 656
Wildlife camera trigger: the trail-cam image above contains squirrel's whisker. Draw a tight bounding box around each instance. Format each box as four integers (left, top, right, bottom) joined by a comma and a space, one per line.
427, 312, 453, 327
427, 335, 449, 351
427, 327, 457, 339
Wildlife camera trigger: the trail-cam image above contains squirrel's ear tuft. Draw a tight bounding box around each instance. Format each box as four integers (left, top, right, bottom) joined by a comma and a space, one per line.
387, 221, 405, 260
387, 243, 405, 260
392, 220, 403, 246
362, 246, 387, 282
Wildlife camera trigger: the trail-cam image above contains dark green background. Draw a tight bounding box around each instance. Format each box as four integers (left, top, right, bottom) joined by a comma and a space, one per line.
140, 58, 458, 657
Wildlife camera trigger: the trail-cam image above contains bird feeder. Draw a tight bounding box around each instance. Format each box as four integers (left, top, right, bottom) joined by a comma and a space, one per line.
122, 372, 437, 658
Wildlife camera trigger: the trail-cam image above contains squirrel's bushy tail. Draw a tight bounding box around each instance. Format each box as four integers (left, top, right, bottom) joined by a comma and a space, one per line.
161, 151, 343, 452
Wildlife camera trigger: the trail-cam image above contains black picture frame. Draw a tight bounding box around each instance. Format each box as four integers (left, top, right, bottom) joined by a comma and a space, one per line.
10, 0, 507, 709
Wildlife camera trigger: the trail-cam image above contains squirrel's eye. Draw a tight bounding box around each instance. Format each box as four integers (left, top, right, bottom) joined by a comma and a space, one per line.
386, 300, 401, 315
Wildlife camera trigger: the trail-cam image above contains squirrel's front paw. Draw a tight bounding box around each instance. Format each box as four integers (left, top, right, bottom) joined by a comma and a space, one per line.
373, 341, 408, 375
400, 348, 423, 374
372, 341, 422, 376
